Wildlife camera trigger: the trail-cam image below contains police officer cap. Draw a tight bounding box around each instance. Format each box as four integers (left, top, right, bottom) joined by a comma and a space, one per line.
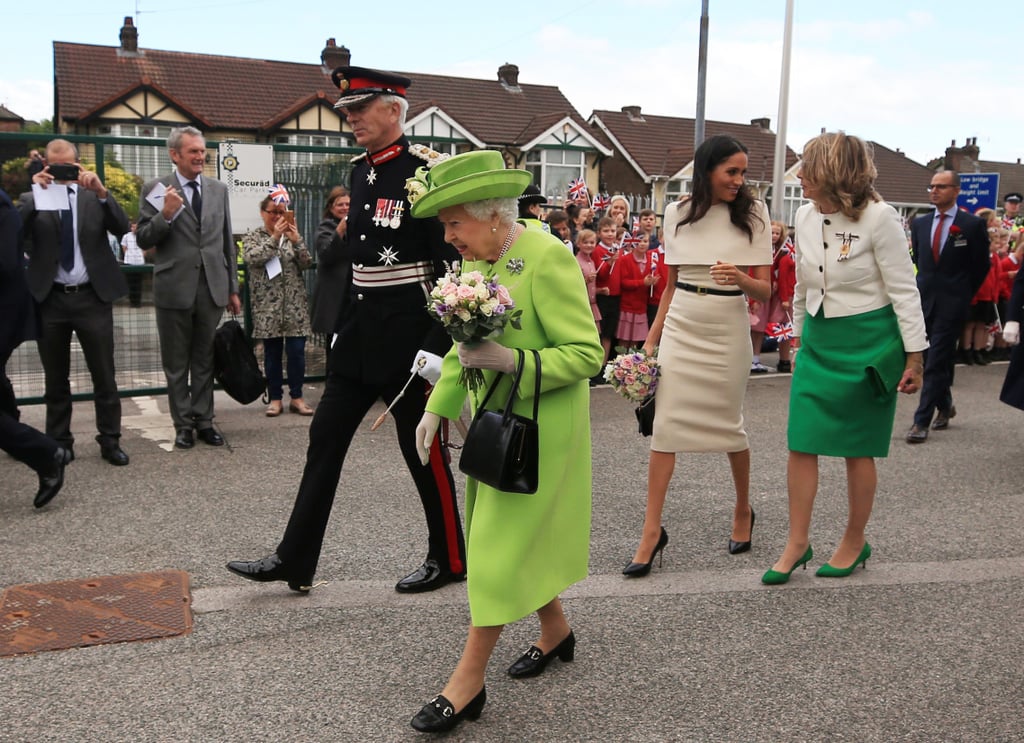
332, 66, 411, 109
518, 185, 547, 206
1004, 192, 1023, 203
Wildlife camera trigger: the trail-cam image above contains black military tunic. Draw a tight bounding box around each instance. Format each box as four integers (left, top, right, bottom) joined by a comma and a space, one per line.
276, 136, 466, 585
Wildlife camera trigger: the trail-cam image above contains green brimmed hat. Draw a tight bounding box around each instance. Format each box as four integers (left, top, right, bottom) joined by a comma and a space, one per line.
406, 150, 532, 218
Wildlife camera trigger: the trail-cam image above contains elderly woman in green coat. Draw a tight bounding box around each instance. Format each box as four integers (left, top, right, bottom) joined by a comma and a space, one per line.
242, 193, 314, 417
409, 151, 603, 734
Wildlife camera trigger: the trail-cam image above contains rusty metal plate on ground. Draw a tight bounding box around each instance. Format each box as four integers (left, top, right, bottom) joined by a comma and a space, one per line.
0, 570, 192, 657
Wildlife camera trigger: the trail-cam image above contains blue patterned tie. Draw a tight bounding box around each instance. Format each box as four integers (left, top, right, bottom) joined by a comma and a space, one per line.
60, 186, 75, 271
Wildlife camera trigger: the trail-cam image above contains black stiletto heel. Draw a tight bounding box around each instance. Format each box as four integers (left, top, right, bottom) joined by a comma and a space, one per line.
623, 526, 669, 577
728, 508, 755, 554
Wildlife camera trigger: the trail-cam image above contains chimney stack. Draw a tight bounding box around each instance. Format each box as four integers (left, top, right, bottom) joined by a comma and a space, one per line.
321, 39, 350, 72
119, 17, 139, 55
750, 117, 770, 130
622, 105, 643, 121
498, 63, 521, 91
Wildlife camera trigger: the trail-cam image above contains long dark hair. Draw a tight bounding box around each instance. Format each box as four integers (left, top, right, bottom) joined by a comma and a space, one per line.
677, 135, 762, 241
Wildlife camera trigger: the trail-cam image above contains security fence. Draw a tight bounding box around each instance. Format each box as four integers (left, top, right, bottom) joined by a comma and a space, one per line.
2, 131, 359, 404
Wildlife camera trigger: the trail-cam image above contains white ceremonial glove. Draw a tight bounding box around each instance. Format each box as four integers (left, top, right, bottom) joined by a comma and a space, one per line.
457, 341, 516, 373
1004, 321, 1021, 346
411, 350, 444, 385
330, 333, 338, 349
415, 412, 441, 465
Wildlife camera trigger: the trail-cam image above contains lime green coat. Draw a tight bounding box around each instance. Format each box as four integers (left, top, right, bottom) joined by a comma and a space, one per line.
426, 228, 603, 626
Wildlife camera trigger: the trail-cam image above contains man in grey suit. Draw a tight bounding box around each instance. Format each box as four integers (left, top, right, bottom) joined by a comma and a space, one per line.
137, 126, 241, 449
18, 139, 131, 466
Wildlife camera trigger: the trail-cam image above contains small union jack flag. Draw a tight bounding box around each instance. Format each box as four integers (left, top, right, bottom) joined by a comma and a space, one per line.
766, 322, 795, 340
621, 232, 643, 251
631, 216, 641, 234
592, 193, 611, 211
568, 177, 589, 202
269, 183, 291, 205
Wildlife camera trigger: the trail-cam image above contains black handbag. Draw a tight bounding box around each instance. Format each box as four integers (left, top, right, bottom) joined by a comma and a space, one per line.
459, 348, 540, 494
213, 320, 267, 404
635, 393, 656, 437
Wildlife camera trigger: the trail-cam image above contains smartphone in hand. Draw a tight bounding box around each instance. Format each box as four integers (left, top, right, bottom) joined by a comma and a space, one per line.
48, 163, 81, 182
282, 210, 296, 227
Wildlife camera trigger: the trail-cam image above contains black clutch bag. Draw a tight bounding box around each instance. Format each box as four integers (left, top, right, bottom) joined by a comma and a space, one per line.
635, 393, 656, 437
459, 348, 540, 494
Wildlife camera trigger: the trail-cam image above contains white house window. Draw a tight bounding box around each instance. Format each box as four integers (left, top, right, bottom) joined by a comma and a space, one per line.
102, 123, 175, 181
778, 183, 807, 226
274, 133, 347, 167
665, 178, 691, 202
525, 149, 584, 202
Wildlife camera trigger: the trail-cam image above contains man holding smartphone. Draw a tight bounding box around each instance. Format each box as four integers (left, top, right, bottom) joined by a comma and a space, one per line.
18, 139, 131, 465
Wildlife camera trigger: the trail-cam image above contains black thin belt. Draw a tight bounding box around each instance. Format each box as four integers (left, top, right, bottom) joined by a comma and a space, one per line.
53, 282, 92, 293
675, 281, 742, 297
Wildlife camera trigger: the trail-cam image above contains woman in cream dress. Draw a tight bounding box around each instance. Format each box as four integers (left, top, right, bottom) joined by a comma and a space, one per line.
624, 135, 772, 576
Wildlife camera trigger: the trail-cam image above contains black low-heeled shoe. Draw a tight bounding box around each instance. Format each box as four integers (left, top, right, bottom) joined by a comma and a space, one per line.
410, 687, 486, 733
507, 631, 575, 678
728, 508, 756, 554
623, 526, 669, 577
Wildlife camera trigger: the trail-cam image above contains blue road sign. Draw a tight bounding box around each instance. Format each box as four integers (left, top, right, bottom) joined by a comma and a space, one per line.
957, 173, 999, 212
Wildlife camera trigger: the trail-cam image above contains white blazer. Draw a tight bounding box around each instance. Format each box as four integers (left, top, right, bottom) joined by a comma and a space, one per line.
793, 199, 927, 352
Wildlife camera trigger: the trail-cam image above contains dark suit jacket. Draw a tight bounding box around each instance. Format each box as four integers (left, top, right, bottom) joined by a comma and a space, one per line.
310, 217, 351, 335
17, 187, 130, 304
0, 189, 38, 353
912, 209, 990, 324
136, 174, 238, 310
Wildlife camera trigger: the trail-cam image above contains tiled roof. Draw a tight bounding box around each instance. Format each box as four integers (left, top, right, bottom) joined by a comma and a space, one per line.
0, 104, 24, 122
54, 41, 593, 146
868, 140, 933, 206
590, 108, 798, 182
976, 160, 1024, 202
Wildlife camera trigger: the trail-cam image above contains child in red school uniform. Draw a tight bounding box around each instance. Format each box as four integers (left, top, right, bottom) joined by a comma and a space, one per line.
575, 229, 602, 332
592, 216, 622, 379
647, 241, 669, 326
961, 236, 1004, 365
615, 231, 658, 346
749, 221, 796, 373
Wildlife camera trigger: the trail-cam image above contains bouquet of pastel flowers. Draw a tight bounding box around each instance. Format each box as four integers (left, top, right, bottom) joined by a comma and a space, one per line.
427, 262, 522, 391
603, 350, 660, 402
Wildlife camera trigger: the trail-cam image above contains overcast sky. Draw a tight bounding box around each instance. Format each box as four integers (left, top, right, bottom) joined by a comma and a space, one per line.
4, 0, 1020, 166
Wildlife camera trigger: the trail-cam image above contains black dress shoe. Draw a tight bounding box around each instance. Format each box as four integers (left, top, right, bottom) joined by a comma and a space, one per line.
728, 508, 756, 554
196, 428, 224, 446
100, 444, 130, 466
905, 424, 928, 443
410, 687, 486, 733
507, 631, 575, 678
175, 429, 194, 449
225, 553, 310, 593
394, 559, 465, 593
35, 447, 73, 508
932, 405, 957, 430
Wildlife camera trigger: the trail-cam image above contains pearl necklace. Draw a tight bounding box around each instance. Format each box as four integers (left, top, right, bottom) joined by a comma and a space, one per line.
495, 224, 520, 262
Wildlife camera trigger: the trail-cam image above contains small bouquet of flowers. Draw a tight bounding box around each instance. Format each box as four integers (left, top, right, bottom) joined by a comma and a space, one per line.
427, 262, 522, 391
603, 349, 660, 402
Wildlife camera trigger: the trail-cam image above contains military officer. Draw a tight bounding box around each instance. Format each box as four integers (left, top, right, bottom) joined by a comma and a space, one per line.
227, 67, 466, 593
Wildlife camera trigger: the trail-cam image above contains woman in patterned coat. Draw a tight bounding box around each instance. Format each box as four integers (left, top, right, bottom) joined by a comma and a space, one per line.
242, 194, 314, 416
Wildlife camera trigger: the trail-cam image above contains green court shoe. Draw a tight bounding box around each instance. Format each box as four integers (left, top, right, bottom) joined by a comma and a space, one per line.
761, 546, 813, 585
815, 543, 872, 578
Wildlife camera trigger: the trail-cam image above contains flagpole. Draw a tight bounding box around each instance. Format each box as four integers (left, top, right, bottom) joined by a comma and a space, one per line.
694, 0, 709, 148
771, 0, 795, 221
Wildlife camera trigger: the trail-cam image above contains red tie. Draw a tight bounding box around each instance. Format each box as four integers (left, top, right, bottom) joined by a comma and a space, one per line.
932, 213, 946, 263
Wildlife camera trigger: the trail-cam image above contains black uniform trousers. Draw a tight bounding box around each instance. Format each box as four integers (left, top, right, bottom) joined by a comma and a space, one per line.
276, 368, 466, 584
1, 347, 59, 473
37, 285, 121, 449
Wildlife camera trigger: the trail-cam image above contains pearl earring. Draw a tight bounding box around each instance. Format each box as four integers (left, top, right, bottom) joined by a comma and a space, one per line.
491, 227, 497, 233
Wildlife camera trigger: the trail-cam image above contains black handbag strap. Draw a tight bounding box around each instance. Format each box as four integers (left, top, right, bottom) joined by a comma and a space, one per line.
474, 348, 541, 423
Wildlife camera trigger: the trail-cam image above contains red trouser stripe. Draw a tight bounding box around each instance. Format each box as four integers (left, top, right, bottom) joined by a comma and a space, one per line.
429, 433, 464, 574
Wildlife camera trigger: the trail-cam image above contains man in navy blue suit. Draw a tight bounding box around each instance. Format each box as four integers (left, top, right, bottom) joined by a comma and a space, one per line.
906, 170, 991, 443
